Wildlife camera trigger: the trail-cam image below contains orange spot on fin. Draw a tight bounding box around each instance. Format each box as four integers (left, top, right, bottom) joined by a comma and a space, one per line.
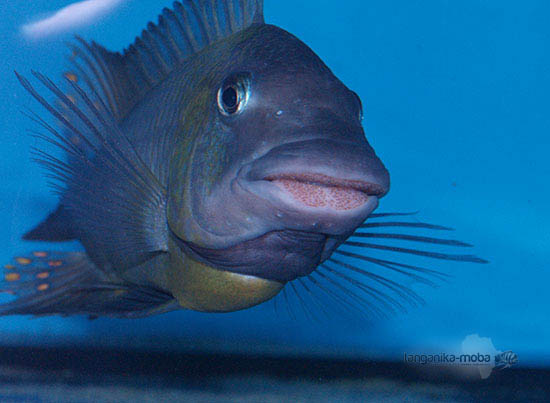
33, 251, 48, 258
16, 257, 31, 265
36, 272, 50, 279
64, 72, 78, 82
48, 260, 63, 267
4, 265, 15, 270
37, 284, 49, 291
5, 273, 20, 282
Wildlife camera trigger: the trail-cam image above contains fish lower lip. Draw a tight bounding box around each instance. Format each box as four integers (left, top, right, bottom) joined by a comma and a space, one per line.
264, 173, 384, 211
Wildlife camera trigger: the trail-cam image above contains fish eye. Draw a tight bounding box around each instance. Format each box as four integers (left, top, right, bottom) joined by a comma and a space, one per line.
217, 75, 250, 116
222, 86, 238, 112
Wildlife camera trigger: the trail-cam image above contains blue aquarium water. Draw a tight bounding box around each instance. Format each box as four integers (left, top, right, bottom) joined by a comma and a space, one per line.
0, 0, 548, 369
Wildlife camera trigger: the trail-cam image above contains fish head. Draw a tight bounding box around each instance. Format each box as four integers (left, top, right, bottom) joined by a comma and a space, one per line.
167, 24, 389, 310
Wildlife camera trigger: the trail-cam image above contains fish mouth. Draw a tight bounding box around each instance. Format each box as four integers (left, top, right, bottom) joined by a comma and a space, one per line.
264, 173, 386, 211
174, 139, 389, 282
178, 170, 386, 282
233, 138, 390, 237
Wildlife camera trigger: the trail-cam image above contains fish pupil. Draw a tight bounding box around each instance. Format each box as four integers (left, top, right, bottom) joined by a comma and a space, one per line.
222, 86, 239, 113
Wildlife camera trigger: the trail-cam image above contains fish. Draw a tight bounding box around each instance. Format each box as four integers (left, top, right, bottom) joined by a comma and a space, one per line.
3, 0, 487, 319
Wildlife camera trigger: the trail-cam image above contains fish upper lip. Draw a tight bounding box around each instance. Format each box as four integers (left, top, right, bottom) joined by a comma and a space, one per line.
263, 172, 386, 197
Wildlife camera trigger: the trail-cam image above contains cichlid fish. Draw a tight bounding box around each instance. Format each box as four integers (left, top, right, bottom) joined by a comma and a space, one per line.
3, 0, 486, 318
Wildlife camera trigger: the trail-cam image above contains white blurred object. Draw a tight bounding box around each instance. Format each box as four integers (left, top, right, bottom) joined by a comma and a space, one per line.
22, 0, 125, 38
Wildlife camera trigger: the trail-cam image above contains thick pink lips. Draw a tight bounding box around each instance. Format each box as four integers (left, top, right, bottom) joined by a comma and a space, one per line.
265, 173, 384, 211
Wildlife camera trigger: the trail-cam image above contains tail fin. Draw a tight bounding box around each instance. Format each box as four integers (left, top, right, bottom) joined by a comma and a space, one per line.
1, 252, 176, 318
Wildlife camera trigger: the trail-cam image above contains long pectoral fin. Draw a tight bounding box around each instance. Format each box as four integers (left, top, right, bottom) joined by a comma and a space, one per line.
1, 252, 176, 318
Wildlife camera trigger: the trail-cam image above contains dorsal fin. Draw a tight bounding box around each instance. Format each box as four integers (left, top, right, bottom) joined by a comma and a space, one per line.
67, 0, 264, 122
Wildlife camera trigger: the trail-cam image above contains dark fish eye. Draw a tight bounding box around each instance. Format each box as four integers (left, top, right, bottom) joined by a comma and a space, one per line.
222, 86, 238, 112
217, 75, 250, 116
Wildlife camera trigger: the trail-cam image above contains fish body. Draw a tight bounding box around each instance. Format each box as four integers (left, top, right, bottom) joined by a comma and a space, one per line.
3, 0, 485, 318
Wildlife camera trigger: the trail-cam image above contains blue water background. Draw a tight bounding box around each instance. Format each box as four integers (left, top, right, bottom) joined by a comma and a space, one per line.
0, 1, 548, 366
